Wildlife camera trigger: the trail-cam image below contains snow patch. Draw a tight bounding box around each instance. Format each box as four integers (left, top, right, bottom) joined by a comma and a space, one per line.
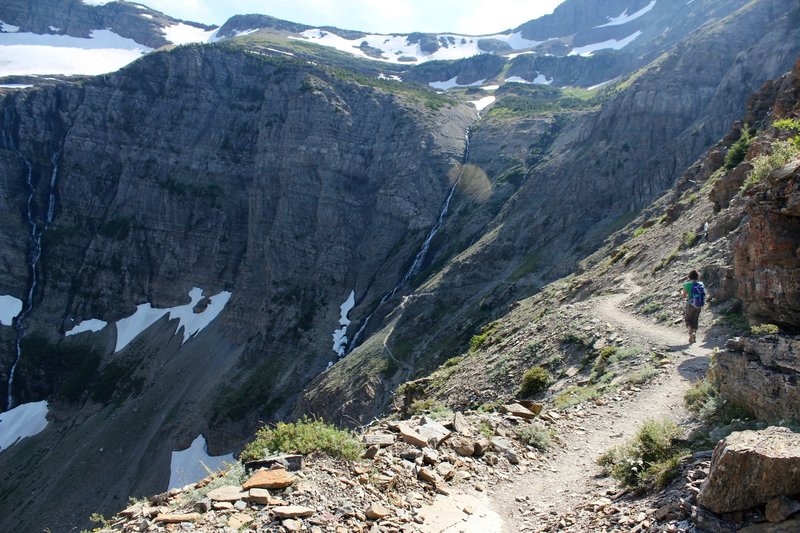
0, 295, 23, 326
290, 29, 541, 65
140, 13, 153, 19
506, 75, 553, 85
168, 435, 233, 490
115, 288, 232, 352
65, 319, 108, 336
570, 30, 643, 56
234, 29, 260, 37
0, 401, 48, 452
481, 84, 500, 91
332, 290, 355, 356
0, 21, 20, 33
81, 0, 115, 4
266, 47, 294, 57
0, 84, 32, 89
470, 95, 495, 112
429, 77, 485, 91
596, 0, 657, 27
161, 23, 217, 45
0, 29, 151, 76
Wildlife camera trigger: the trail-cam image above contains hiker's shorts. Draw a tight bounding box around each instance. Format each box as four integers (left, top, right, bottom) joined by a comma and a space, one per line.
684, 302, 701, 330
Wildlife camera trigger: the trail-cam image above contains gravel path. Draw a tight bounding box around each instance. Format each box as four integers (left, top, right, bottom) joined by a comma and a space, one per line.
420, 279, 714, 532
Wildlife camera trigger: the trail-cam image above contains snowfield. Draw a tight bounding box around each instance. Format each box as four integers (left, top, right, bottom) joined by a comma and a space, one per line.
168, 434, 233, 490
332, 290, 356, 356
65, 318, 108, 336
0, 401, 48, 452
0, 29, 151, 76
113, 288, 232, 352
0, 295, 23, 326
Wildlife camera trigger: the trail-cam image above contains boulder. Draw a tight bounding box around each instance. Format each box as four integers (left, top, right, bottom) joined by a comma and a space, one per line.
365, 503, 390, 520
698, 427, 800, 514
451, 436, 475, 457
242, 467, 295, 490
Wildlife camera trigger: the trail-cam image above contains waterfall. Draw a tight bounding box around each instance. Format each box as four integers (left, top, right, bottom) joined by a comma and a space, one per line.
5, 146, 63, 410
349, 128, 472, 351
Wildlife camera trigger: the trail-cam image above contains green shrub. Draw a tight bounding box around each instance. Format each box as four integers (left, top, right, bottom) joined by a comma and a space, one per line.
750, 323, 780, 336
741, 140, 800, 193
519, 366, 552, 397
773, 118, 800, 147
724, 126, 753, 170
597, 419, 685, 489
682, 230, 699, 249
625, 366, 658, 385
685, 378, 718, 417
515, 424, 551, 451
632, 226, 648, 238
240, 417, 364, 462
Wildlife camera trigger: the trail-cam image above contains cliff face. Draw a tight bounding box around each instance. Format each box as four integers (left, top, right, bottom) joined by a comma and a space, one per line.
0, 44, 472, 532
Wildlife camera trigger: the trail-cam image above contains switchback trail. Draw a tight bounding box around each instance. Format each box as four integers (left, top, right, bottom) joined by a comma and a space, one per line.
419, 277, 715, 532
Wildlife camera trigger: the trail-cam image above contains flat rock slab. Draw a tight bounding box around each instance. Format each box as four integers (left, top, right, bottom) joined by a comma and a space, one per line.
500, 403, 537, 419
398, 423, 429, 448
242, 467, 295, 490
698, 427, 800, 514
207, 485, 247, 502
273, 505, 315, 519
155, 513, 201, 523
363, 433, 396, 447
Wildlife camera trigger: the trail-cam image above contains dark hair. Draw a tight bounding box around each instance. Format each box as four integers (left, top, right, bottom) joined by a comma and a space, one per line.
688, 270, 699, 280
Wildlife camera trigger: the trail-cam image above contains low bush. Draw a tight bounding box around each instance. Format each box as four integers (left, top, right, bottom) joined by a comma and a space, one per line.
515, 424, 551, 451
741, 140, 800, 193
240, 417, 363, 462
598, 419, 686, 490
519, 366, 552, 397
750, 323, 779, 336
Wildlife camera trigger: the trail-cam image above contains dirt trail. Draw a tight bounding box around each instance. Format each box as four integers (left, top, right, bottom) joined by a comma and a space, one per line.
418, 279, 714, 532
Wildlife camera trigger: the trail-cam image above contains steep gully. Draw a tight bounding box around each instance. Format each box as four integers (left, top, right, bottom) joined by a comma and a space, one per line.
348, 126, 473, 352
418, 277, 714, 531
2, 130, 65, 410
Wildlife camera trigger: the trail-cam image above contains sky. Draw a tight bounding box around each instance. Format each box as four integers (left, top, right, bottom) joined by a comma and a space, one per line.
132, 0, 567, 35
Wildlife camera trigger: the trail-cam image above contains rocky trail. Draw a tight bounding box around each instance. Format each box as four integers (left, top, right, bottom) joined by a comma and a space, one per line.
418, 278, 714, 532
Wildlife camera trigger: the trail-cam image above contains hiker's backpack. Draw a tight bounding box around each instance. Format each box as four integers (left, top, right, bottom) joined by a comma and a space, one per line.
690, 282, 706, 308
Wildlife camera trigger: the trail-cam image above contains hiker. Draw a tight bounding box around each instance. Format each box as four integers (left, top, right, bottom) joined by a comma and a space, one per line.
681, 270, 706, 344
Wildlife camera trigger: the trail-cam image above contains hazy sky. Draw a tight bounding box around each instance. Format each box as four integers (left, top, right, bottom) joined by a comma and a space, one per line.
134, 0, 567, 34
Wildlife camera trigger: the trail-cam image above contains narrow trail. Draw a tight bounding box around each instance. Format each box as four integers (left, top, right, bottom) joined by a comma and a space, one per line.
419, 278, 716, 532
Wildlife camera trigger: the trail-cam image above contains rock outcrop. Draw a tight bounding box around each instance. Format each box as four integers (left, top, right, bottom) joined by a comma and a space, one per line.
698, 427, 800, 515
716, 336, 800, 423
734, 159, 800, 331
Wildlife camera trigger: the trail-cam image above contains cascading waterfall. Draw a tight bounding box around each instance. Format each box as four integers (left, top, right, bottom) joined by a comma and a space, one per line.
349, 128, 472, 351
5, 145, 63, 410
